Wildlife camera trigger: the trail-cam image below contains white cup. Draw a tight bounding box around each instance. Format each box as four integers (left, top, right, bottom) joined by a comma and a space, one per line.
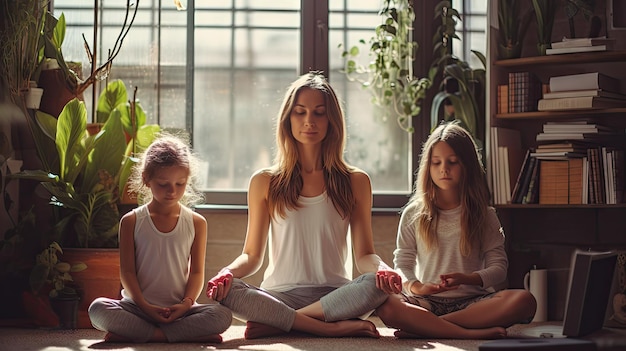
524, 268, 548, 322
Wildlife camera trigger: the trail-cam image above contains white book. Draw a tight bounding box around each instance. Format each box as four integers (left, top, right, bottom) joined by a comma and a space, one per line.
543, 89, 626, 100
548, 72, 621, 93
602, 147, 610, 204
500, 146, 510, 203
538, 96, 625, 111
550, 37, 614, 49
546, 45, 608, 55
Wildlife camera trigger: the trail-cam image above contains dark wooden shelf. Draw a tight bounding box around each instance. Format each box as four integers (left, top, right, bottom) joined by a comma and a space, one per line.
495, 108, 626, 120
494, 51, 626, 67
494, 204, 626, 209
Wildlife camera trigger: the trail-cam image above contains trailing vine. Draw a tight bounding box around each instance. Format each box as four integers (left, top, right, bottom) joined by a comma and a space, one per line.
340, 0, 431, 133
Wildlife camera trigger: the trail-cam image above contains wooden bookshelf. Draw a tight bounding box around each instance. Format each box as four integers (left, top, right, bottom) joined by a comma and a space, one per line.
487, 2, 626, 322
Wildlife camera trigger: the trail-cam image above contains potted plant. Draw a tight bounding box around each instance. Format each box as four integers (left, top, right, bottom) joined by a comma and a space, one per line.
11, 81, 160, 327
532, 0, 559, 55
340, 0, 432, 133
497, 0, 533, 59
36, 3, 139, 118
0, 0, 46, 110
23, 241, 87, 329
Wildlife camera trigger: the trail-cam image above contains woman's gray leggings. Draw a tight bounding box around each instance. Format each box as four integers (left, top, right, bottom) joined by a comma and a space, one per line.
220, 272, 388, 332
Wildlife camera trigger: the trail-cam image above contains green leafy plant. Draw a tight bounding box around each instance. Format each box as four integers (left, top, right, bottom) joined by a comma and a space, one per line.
11, 81, 160, 248
428, 1, 486, 148
340, 0, 431, 132
37, 3, 138, 98
497, 0, 533, 59
532, 0, 559, 55
0, 0, 46, 106
29, 242, 86, 298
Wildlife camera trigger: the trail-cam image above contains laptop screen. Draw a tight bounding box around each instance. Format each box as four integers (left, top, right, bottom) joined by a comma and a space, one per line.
562, 250, 618, 337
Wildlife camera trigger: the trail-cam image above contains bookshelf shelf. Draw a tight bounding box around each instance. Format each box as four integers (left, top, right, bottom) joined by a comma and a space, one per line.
494, 51, 626, 67
495, 203, 626, 209
495, 108, 626, 120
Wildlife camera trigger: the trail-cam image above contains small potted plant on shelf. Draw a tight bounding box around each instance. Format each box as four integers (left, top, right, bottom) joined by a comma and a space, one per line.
24, 241, 87, 329
497, 0, 534, 60
532, 0, 559, 55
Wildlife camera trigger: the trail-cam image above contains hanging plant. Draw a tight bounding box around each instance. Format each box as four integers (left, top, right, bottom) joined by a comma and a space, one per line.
340, 0, 431, 133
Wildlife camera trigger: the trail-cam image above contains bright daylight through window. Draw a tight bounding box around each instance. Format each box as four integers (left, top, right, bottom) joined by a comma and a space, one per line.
52, 0, 485, 206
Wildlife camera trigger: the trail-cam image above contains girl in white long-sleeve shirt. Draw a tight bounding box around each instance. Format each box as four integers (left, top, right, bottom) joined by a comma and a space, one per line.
376, 122, 537, 338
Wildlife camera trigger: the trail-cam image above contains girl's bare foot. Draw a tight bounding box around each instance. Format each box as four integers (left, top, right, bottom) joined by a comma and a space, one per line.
394, 326, 507, 340
324, 319, 380, 338
245, 321, 286, 339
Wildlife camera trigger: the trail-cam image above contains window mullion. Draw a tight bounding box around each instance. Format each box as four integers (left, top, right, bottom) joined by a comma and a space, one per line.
300, 0, 328, 75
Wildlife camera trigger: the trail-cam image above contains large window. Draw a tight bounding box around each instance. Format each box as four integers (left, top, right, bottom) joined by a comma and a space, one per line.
53, 0, 485, 207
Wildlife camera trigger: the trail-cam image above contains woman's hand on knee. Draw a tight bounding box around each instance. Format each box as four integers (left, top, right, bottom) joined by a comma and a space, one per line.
376, 270, 402, 294
206, 268, 233, 301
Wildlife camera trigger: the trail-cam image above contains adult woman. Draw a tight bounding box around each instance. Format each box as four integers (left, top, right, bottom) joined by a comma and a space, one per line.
206, 72, 401, 339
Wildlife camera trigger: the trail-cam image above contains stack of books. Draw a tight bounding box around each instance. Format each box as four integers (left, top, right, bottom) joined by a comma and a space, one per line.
546, 36, 615, 55
534, 121, 618, 148
538, 72, 626, 111
533, 158, 586, 205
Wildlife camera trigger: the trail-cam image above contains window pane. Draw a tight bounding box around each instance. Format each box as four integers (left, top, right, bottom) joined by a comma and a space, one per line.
54, 1, 438, 199
193, 3, 300, 190
329, 1, 412, 193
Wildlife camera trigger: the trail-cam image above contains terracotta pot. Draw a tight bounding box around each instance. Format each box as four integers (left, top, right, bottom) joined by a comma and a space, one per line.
38, 69, 77, 117
61, 248, 121, 329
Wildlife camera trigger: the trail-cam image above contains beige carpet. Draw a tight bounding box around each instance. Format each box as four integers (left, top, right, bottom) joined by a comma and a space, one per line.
0, 318, 624, 351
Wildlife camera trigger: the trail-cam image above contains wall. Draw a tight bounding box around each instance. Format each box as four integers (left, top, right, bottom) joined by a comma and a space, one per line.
195, 209, 401, 304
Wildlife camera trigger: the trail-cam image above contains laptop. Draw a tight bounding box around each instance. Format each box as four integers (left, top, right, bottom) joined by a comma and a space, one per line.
480, 250, 619, 350
520, 249, 618, 339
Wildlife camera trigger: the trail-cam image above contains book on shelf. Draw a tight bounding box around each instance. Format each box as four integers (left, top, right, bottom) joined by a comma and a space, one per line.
511, 149, 531, 204
542, 89, 626, 100
545, 45, 609, 55
541, 121, 612, 133
548, 72, 621, 93
490, 127, 523, 204
582, 156, 589, 204
600, 147, 625, 204
538, 96, 626, 111
550, 36, 615, 49
613, 149, 626, 204
530, 151, 587, 160
508, 72, 542, 113
497, 84, 509, 114
587, 147, 605, 204
523, 158, 541, 204
536, 141, 590, 150
539, 160, 570, 204
569, 158, 584, 205
535, 132, 617, 142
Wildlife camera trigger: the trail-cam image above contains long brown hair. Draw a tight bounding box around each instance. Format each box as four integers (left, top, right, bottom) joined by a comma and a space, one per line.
267, 72, 354, 219
406, 122, 490, 256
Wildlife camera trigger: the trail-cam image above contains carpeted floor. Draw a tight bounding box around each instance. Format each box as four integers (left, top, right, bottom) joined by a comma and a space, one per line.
1, 318, 625, 351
